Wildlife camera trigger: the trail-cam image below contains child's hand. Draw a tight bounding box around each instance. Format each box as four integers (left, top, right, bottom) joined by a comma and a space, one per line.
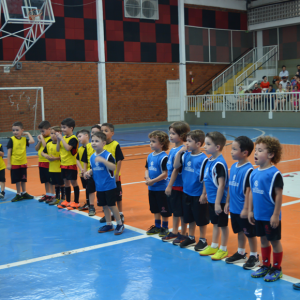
165, 185, 172, 197
146, 180, 154, 186
79, 170, 83, 177
240, 208, 248, 219
215, 203, 222, 215
84, 170, 91, 179
95, 156, 106, 163
179, 145, 187, 153
199, 194, 207, 204
270, 214, 280, 228
47, 155, 55, 161
37, 135, 42, 141
115, 174, 120, 182
224, 203, 229, 214
248, 212, 255, 225
7, 163, 11, 170
56, 132, 62, 140
144, 176, 150, 185
23, 132, 30, 136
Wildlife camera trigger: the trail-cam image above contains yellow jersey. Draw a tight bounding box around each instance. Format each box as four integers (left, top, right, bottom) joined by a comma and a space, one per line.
38, 136, 51, 163
44, 141, 61, 173
9, 136, 28, 165
60, 135, 78, 166
77, 143, 95, 171
103, 140, 123, 176
0, 144, 6, 171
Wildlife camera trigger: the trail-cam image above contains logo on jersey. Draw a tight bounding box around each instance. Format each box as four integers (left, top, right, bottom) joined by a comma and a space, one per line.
255, 180, 258, 187
93, 160, 104, 171
229, 174, 239, 187
184, 160, 194, 173
233, 175, 236, 181
149, 161, 157, 172
253, 180, 264, 194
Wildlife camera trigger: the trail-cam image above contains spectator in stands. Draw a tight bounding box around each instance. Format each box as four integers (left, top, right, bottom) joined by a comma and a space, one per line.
296, 65, 300, 76
293, 85, 300, 111
296, 76, 300, 90
279, 76, 290, 89
273, 76, 281, 88
237, 87, 245, 111
266, 84, 276, 110
291, 75, 297, 87
279, 65, 289, 79
260, 76, 270, 92
251, 83, 262, 110
275, 83, 286, 111
204, 91, 213, 111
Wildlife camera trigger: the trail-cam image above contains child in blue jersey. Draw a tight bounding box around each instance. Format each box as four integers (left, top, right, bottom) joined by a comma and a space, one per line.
224, 136, 259, 269
248, 136, 283, 282
85, 131, 124, 235
200, 132, 229, 260
163, 121, 190, 244
145, 130, 171, 237
174, 130, 210, 250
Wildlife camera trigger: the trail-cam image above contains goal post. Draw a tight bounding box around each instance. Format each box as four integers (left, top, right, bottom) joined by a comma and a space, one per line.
0, 87, 45, 138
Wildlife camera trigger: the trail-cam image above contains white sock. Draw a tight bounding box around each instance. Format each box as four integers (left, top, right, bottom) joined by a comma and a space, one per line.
22, 191, 26, 195
111, 211, 113, 216
238, 248, 246, 255
119, 212, 123, 215
46, 193, 51, 196
250, 252, 258, 258
220, 245, 227, 252
106, 222, 112, 226
117, 219, 122, 225
211, 242, 219, 249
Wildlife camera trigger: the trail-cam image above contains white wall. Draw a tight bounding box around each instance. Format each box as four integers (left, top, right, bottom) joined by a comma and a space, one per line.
184, 0, 246, 11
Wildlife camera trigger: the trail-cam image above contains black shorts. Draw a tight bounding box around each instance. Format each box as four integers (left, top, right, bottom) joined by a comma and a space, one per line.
97, 189, 117, 207
167, 189, 184, 217
49, 172, 64, 186
39, 167, 50, 184
80, 177, 87, 189
0, 169, 5, 182
148, 190, 172, 217
231, 213, 256, 238
11, 167, 27, 184
208, 203, 228, 227
87, 177, 96, 194
255, 220, 281, 241
116, 181, 122, 202
183, 193, 210, 226
61, 168, 78, 181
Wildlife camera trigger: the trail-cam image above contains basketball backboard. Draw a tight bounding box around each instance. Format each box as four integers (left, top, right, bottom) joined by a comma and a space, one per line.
1, 0, 54, 24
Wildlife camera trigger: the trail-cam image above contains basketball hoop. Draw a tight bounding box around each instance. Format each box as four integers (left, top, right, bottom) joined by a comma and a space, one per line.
28, 9, 43, 21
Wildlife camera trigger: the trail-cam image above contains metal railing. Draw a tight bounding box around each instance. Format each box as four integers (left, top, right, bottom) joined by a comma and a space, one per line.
235, 45, 278, 89
186, 92, 300, 113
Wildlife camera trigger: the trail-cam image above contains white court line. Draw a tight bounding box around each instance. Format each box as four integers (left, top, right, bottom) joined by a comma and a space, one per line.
283, 199, 300, 207
0, 235, 148, 270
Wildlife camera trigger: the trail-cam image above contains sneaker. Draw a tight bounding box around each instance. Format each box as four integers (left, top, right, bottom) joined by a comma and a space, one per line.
56, 199, 64, 206
264, 267, 283, 282
194, 239, 208, 251
146, 225, 161, 235
100, 215, 115, 223
67, 202, 80, 210
225, 251, 247, 264
21, 192, 34, 200
45, 196, 55, 204
159, 227, 169, 237
0, 193, 4, 200
211, 249, 228, 261
251, 265, 272, 278
172, 233, 188, 246
243, 255, 260, 270
48, 198, 60, 206
57, 200, 70, 209
98, 224, 114, 233
88, 206, 96, 216
200, 246, 218, 256
78, 203, 89, 211
162, 232, 178, 242
120, 213, 125, 223
38, 195, 49, 202
293, 283, 300, 290
180, 237, 196, 248
114, 224, 125, 235
11, 194, 23, 202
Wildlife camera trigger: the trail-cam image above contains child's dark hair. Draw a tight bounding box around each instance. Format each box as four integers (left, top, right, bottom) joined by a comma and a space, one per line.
38, 120, 51, 129
12, 121, 23, 129
234, 136, 254, 157
92, 131, 107, 142
206, 131, 226, 151
77, 129, 90, 138
148, 130, 170, 151
101, 123, 114, 132
255, 136, 282, 164
169, 121, 190, 142
51, 126, 62, 132
187, 130, 205, 145
61, 118, 75, 129
91, 124, 101, 131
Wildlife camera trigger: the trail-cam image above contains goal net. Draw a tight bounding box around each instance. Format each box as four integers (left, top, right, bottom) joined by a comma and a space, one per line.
0, 87, 44, 138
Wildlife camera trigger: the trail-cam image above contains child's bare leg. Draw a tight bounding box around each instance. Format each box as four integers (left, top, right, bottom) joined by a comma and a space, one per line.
110, 205, 121, 222
271, 240, 283, 253
188, 221, 196, 236
0, 182, 5, 193
117, 201, 123, 212
103, 205, 112, 222
172, 216, 180, 234
50, 184, 55, 195
238, 232, 247, 249
180, 217, 187, 235
16, 182, 21, 194
154, 213, 161, 222
45, 182, 50, 194
220, 226, 229, 248
21, 182, 26, 193
211, 224, 220, 245
89, 192, 95, 205
199, 225, 207, 239
248, 237, 258, 254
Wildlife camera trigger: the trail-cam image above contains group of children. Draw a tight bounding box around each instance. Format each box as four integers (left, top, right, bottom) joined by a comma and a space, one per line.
0, 118, 292, 284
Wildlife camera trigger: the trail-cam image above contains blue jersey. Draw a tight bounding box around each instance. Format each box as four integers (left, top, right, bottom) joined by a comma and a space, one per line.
167, 146, 184, 187
147, 152, 168, 191
250, 166, 283, 221
203, 154, 229, 204
90, 150, 116, 192
182, 152, 208, 197
229, 162, 253, 214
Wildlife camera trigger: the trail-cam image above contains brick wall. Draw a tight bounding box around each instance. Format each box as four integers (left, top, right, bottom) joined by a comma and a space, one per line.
106, 63, 179, 124
0, 62, 99, 132
186, 63, 228, 95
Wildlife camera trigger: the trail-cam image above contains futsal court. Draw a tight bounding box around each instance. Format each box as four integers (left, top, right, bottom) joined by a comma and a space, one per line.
1, 124, 300, 299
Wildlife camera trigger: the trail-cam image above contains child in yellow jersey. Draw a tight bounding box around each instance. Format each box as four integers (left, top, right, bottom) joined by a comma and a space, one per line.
42, 126, 65, 205
76, 129, 95, 211
56, 118, 80, 210
6, 121, 35, 202
0, 143, 6, 199
100, 123, 125, 223
35, 120, 52, 203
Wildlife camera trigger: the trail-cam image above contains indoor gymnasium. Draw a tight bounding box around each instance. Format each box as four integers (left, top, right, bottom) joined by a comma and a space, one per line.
0, 0, 300, 299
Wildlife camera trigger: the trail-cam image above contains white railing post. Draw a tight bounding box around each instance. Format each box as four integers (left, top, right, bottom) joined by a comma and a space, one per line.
222, 94, 226, 118
223, 73, 225, 94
